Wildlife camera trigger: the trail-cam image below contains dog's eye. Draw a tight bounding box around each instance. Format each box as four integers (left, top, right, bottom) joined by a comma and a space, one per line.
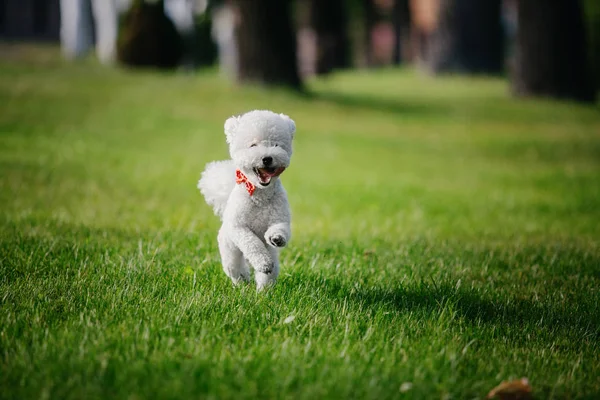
250, 143, 257, 148
274, 144, 280, 147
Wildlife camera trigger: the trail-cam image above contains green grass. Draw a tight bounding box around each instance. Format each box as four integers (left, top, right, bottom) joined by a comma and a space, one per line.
1, 44, 599, 399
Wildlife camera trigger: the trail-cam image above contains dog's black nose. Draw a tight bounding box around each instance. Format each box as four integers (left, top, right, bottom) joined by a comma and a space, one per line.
262, 156, 273, 166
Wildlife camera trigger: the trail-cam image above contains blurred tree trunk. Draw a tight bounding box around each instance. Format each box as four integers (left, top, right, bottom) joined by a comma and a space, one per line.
585, 0, 600, 92
363, 0, 376, 67
428, 0, 504, 74
232, 0, 301, 89
309, 0, 350, 74
392, 0, 411, 64
512, 0, 595, 102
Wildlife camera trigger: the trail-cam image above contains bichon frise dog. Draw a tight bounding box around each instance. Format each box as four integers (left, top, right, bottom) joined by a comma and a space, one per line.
198, 110, 295, 290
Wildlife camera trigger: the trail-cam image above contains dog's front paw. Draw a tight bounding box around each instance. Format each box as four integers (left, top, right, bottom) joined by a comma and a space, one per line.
268, 233, 287, 248
256, 260, 275, 275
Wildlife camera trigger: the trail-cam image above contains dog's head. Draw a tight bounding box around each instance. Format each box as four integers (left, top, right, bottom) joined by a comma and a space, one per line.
224, 110, 295, 188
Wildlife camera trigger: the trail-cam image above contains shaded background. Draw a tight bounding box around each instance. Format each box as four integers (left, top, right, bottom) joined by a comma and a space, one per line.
0, 0, 598, 102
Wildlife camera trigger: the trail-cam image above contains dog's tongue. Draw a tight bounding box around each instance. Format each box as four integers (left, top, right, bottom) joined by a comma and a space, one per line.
257, 167, 285, 184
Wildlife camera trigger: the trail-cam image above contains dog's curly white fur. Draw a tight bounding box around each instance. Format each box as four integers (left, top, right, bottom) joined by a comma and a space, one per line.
198, 110, 295, 290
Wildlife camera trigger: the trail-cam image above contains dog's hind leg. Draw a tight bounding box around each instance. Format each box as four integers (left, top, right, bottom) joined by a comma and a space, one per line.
255, 247, 280, 291
218, 231, 250, 285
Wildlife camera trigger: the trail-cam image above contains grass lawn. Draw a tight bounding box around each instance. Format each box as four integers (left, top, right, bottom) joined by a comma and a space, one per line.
1, 44, 599, 399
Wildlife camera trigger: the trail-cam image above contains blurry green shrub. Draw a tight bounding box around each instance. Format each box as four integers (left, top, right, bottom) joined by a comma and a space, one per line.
117, 0, 183, 69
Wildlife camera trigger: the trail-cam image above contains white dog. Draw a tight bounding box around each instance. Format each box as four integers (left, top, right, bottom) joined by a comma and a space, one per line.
198, 110, 295, 290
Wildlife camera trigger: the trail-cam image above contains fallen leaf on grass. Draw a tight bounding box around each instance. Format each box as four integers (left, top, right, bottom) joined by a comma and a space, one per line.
486, 378, 532, 400
283, 315, 295, 324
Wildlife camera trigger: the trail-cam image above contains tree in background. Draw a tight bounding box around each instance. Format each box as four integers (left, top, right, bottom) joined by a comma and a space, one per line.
583, 0, 600, 95
409, 0, 438, 67
362, 0, 377, 66
309, 0, 350, 75
427, 0, 504, 74
361, 0, 396, 67
232, 0, 301, 89
117, 0, 183, 69
511, 0, 595, 103
392, 0, 411, 64
60, 0, 118, 64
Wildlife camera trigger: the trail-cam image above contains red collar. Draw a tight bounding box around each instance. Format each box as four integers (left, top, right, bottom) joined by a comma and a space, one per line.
235, 169, 255, 196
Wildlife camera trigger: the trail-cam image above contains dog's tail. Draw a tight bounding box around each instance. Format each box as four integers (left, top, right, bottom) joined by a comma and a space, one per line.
198, 160, 236, 219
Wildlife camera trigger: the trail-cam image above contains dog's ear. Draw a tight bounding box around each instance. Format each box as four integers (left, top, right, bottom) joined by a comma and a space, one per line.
279, 113, 296, 139
224, 115, 240, 144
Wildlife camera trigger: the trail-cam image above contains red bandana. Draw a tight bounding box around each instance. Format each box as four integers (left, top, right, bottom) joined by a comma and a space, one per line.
236, 169, 255, 196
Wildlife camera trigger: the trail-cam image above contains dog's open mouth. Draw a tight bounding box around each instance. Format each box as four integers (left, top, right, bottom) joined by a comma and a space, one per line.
254, 167, 285, 186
